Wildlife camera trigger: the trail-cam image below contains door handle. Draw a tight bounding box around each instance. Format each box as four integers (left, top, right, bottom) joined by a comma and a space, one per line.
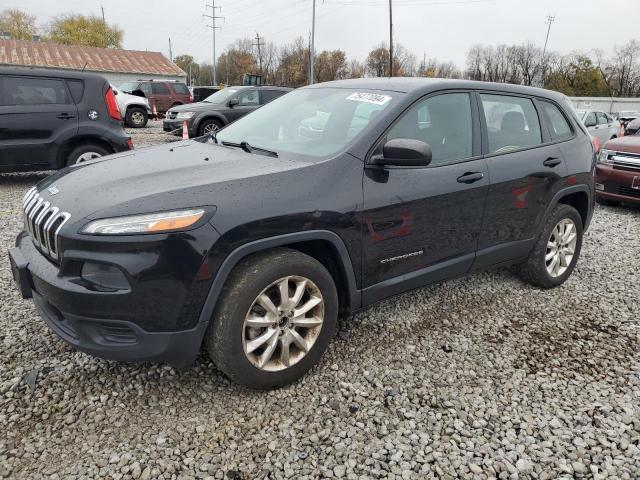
543, 157, 562, 168
56, 113, 75, 120
457, 172, 484, 184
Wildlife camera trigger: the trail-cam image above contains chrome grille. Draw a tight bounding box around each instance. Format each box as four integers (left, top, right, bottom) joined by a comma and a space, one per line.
611, 151, 640, 172
22, 187, 71, 261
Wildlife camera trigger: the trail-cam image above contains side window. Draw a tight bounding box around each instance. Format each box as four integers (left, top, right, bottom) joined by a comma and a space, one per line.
387, 92, 473, 165
596, 112, 609, 125
480, 94, 542, 154
261, 90, 285, 103
152, 83, 170, 95
140, 83, 152, 96
540, 101, 573, 142
237, 90, 260, 106
66, 80, 84, 103
584, 112, 597, 127
170, 83, 190, 95
3, 76, 70, 105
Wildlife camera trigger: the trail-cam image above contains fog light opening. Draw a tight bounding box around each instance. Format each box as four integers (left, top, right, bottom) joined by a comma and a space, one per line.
80, 262, 130, 292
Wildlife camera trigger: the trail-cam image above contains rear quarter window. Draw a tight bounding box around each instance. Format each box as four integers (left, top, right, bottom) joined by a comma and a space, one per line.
66, 79, 84, 103
540, 101, 573, 142
170, 83, 190, 95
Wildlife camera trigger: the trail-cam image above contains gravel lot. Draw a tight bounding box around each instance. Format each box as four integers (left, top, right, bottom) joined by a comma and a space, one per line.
1, 127, 639, 479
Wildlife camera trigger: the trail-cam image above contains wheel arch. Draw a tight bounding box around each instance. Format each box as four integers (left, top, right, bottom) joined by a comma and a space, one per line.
195, 113, 227, 133
197, 231, 361, 329
543, 185, 592, 234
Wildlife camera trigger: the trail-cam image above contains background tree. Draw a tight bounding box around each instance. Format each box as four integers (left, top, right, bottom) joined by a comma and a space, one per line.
0, 9, 37, 40
276, 37, 309, 87
48, 14, 123, 48
314, 49, 348, 83
173, 54, 199, 85
216, 38, 257, 85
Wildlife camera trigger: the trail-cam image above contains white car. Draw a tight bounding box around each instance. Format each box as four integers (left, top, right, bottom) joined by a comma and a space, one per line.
576, 110, 620, 145
111, 85, 152, 128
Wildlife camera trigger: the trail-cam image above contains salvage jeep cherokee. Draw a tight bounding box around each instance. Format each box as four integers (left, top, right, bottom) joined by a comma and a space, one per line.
9, 79, 595, 389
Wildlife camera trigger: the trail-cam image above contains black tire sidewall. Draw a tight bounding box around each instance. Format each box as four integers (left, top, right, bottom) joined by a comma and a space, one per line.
126, 107, 148, 128
67, 144, 109, 166
208, 249, 338, 389
538, 205, 583, 287
198, 119, 222, 137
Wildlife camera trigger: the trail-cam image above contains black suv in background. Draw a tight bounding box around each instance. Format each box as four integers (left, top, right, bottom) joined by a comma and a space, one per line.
10, 78, 595, 389
0, 68, 132, 172
163, 85, 292, 137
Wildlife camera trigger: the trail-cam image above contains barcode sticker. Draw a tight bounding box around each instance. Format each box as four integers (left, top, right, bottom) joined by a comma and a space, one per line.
346, 92, 392, 106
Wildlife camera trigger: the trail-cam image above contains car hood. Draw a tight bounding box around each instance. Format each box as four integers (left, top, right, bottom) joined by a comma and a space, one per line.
169, 102, 227, 113
36, 140, 311, 223
604, 135, 640, 154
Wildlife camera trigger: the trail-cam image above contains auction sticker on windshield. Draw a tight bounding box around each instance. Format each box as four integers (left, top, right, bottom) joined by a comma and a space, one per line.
346, 92, 392, 106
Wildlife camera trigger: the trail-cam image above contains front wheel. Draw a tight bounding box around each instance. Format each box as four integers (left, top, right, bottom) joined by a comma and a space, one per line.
206, 248, 338, 389
198, 119, 223, 137
516, 204, 583, 289
125, 106, 148, 128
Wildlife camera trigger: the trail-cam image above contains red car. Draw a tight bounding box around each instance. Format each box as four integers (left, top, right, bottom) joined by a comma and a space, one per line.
596, 135, 640, 205
118, 80, 192, 113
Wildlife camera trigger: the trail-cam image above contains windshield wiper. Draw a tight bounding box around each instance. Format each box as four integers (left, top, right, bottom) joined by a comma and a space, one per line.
221, 141, 278, 157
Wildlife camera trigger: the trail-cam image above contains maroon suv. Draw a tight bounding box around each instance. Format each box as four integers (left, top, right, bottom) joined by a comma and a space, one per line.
119, 80, 192, 113
597, 135, 640, 205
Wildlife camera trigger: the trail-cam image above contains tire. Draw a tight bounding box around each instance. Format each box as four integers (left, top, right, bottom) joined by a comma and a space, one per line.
206, 248, 338, 390
125, 106, 148, 128
66, 143, 110, 167
198, 118, 223, 137
516, 204, 583, 289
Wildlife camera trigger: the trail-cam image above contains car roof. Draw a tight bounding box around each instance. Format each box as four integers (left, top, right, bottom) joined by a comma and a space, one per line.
227, 85, 293, 91
306, 77, 566, 101
0, 66, 106, 82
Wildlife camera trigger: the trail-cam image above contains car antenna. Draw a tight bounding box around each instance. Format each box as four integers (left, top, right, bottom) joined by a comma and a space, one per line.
81, 61, 88, 71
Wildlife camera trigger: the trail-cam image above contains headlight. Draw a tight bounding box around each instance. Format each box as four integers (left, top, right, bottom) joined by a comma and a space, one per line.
82, 209, 205, 235
599, 149, 613, 164
176, 112, 196, 119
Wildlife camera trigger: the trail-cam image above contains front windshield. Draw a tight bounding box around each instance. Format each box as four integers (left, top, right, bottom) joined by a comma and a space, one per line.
203, 88, 238, 103
216, 88, 400, 158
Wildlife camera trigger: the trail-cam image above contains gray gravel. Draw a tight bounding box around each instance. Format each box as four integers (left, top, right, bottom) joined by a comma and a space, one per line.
1, 134, 639, 479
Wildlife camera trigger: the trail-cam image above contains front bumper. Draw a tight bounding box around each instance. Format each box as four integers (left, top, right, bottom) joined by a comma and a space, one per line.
8, 231, 214, 368
596, 164, 640, 204
163, 119, 196, 137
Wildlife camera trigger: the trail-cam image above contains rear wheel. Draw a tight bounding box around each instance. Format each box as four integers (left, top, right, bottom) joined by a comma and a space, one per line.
198, 118, 223, 136
206, 248, 338, 389
66, 144, 109, 166
125, 106, 148, 128
516, 204, 583, 289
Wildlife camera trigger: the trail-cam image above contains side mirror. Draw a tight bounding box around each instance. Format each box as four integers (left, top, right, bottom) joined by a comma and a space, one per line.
228, 98, 239, 108
371, 138, 432, 167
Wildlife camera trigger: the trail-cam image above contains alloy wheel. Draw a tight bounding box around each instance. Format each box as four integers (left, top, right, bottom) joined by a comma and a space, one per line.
242, 276, 324, 372
203, 123, 219, 134
545, 218, 577, 278
76, 152, 102, 164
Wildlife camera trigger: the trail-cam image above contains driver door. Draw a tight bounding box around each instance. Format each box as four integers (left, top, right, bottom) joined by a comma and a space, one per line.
361, 91, 488, 303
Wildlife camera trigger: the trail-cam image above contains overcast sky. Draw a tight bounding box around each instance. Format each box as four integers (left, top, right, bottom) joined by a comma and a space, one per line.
5, 0, 640, 68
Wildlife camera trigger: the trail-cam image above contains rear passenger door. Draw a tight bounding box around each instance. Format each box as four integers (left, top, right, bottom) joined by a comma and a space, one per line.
475, 93, 569, 268
151, 82, 172, 112
0, 75, 78, 169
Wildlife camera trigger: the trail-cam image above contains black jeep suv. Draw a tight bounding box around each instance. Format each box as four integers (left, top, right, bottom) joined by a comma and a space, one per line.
163, 85, 292, 137
9, 79, 595, 389
0, 68, 132, 172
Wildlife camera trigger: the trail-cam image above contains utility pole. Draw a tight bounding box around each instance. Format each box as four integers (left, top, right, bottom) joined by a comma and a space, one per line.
389, 0, 394, 77
168, 37, 173, 61
540, 15, 555, 86
253, 32, 264, 75
204, 1, 223, 85
100, 5, 105, 24
310, 0, 316, 84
